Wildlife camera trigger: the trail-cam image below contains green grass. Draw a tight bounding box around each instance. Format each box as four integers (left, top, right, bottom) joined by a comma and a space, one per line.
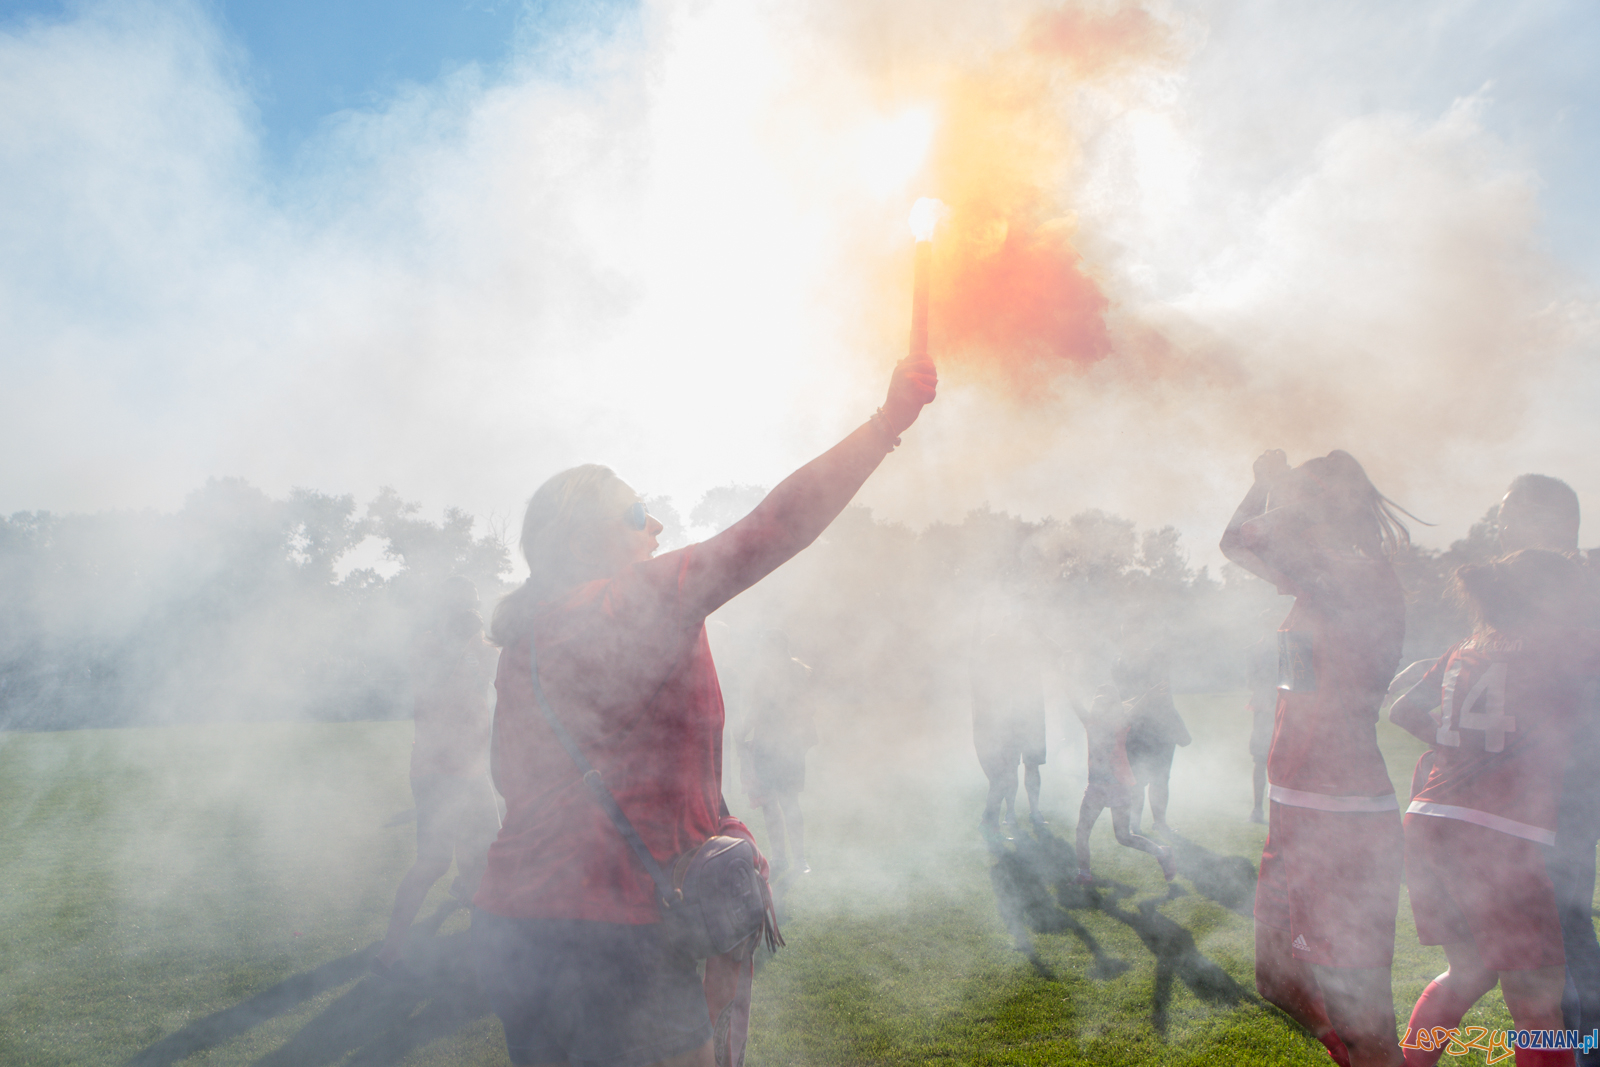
0, 696, 1577, 1065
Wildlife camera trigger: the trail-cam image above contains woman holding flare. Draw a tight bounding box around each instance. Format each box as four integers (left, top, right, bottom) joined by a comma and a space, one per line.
470, 354, 935, 1067
1220, 448, 1412, 1067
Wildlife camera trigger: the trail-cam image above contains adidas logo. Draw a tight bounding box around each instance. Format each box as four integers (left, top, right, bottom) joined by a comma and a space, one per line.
1292, 934, 1309, 951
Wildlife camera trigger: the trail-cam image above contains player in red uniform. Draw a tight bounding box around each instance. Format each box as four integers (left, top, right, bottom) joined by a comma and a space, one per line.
1389, 557, 1598, 1067
1072, 686, 1176, 884
375, 577, 501, 974
1220, 449, 1412, 1067
470, 355, 935, 1067
1493, 475, 1600, 1067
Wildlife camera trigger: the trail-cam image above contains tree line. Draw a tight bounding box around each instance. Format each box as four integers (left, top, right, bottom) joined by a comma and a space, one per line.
0, 477, 1499, 731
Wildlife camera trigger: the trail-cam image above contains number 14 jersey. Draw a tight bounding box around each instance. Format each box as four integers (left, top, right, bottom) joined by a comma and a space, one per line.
1409, 629, 1600, 844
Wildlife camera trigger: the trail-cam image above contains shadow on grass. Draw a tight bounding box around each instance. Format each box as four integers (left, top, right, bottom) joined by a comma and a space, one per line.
990, 834, 1131, 981
1160, 829, 1258, 919
124, 902, 489, 1067
988, 828, 1259, 1038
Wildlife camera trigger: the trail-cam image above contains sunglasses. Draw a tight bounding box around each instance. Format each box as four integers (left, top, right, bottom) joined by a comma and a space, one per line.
625, 501, 649, 531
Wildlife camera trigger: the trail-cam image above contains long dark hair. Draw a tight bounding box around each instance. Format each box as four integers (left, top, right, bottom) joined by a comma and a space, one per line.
1295, 450, 1419, 560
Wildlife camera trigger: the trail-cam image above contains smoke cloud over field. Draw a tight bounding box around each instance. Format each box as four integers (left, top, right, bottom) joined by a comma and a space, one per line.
2, 0, 1595, 544
2, 0, 1598, 1060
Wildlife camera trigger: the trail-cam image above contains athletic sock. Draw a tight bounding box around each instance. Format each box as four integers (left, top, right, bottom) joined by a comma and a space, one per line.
1403, 979, 1477, 1067
1317, 1029, 1352, 1067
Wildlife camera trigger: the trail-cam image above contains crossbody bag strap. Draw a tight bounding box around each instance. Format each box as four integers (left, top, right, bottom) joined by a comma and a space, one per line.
525, 636, 678, 907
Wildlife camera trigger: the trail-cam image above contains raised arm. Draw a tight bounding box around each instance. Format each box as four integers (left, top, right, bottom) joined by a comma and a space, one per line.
1219, 449, 1293, 587
682, 356, 936, 618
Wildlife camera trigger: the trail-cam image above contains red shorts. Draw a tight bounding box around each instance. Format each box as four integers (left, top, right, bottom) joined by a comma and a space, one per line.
1081, 780, 1135, 811
1404, 813, 1564, 970
1256, 801, 1403, 968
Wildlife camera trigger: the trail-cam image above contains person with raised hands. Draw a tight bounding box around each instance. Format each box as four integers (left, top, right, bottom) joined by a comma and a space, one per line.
1221, 449, 1413, 1067
470, 354, 934, 1067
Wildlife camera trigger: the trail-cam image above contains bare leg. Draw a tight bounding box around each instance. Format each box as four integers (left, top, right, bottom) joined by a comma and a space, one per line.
450, 788, 500, 903
1400, 940, 1497, 1067
1129, 781, 1146, 835
378, 846, 452, 966
1252, 761, 1268, 822
1023, 762, 1042, 821
778, 792, 806, 872
1256, 925, 1349, 1063
760, 800, 789, 873
1075, 795, 1101, 875
1312, 963, 1404, 1067
1109, 805, 1163, 857
983, 763, 1018, 830
1499, 962, 1569, 1033
1149, 772, 1172, 832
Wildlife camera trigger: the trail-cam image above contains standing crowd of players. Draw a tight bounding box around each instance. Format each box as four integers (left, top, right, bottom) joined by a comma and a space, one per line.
371, 422, 1599, 1067
1224, 454, 1600, 1067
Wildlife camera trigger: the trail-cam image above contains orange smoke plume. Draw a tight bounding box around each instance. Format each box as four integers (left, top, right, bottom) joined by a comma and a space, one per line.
917, 2, 1179, 393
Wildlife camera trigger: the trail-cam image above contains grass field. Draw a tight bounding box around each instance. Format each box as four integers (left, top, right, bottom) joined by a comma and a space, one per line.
0, 693, 1567, 1066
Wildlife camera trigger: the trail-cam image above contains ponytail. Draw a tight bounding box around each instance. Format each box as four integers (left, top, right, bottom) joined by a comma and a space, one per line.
1299, 450, 1424, 560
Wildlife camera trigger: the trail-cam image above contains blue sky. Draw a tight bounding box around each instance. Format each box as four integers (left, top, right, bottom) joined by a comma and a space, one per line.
0, 0, 632, 159
1, 0, 1598, 556
2, 1, 1592, 276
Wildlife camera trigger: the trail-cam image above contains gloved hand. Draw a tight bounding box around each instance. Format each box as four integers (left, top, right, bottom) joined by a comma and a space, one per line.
878, 355, 937, 438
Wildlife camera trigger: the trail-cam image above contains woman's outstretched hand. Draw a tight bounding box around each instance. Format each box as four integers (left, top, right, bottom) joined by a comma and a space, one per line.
880, 355, 938, 437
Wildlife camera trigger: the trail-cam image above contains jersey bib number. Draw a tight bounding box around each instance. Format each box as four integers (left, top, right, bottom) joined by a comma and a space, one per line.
1437, 660, 1514, 752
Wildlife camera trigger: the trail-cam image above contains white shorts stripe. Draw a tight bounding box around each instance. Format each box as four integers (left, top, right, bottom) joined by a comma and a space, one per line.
1268, 784, 1399, 813
1404, 800, 1556, 845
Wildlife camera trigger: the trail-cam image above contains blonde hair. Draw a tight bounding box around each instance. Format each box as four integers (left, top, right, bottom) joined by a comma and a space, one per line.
490, 464, 633, 646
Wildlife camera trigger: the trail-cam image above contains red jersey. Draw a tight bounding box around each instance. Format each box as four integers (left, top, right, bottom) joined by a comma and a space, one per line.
1240, 523, 1406, 807
1080, 700, 1135, 787
475, 548, 727, 924
1408, 630, 1600, 844
410, 632, 498, 778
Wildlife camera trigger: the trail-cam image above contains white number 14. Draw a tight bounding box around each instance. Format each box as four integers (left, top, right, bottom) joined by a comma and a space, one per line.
1437, 660, 1514, 752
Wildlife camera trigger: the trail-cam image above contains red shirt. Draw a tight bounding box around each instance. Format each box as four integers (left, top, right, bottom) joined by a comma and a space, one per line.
475, 547, 731, 924
1242, 525, 1406, 803
1409, 630, 1600, 843
410, 632, 498, 778
1081, 700, 1135, 786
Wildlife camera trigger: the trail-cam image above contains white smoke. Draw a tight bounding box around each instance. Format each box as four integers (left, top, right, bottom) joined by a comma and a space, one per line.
0, 0, 1595, 556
